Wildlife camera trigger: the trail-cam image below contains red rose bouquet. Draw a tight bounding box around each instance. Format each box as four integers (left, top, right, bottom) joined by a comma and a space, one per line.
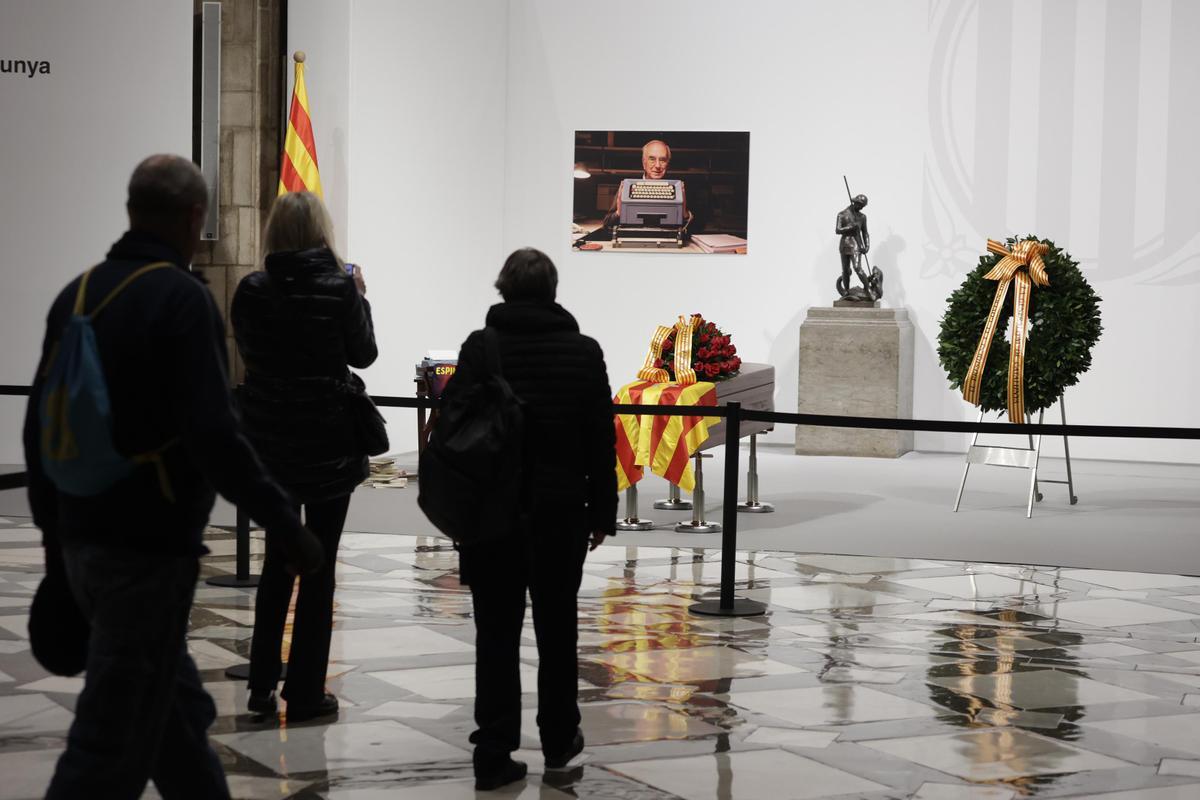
654, 315, 741, 382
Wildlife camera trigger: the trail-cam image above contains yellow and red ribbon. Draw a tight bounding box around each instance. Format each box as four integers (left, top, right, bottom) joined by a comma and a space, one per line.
962, 238, 1050, 422
637, 315, 702, 386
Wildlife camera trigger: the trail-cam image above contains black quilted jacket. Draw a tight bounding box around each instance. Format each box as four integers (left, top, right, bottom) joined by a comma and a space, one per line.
447, 301, 617, 535
231, 247, 378, 502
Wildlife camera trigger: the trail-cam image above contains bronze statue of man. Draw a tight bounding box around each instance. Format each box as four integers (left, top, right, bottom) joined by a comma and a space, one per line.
835, 193, 877, 299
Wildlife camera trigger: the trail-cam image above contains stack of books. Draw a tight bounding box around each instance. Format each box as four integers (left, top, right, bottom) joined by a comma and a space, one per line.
365, 458, 408, 489
691, 234, 747, 254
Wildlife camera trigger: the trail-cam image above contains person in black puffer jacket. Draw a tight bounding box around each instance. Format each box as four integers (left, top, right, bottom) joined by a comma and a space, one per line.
231, 191, 378, 721
445, 248, 616, 790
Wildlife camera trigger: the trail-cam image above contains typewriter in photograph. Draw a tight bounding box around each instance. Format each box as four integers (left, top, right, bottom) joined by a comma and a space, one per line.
613, 178, 690, 248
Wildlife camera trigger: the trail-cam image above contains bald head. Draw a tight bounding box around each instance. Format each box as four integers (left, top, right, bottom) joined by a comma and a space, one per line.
126, 154, 207, 263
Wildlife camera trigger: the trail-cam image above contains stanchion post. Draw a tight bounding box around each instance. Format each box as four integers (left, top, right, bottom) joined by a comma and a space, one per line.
206, 507, 260, 588
690, 402, 767, 617
236, 508, 250, 580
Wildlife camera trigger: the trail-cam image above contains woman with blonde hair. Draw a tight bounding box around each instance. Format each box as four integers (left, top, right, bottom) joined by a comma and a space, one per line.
231, 191, 378, 721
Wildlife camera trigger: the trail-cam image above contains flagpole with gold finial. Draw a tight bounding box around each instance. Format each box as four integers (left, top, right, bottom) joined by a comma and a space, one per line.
278, 50, 323, 197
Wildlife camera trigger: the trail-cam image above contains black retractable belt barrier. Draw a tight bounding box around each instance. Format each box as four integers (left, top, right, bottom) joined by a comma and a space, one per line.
0, 472, 27, 491
689, 402, 767, 618
206, 508, 258, 589
6, 382, 1200, 631
0, 384, 31, 489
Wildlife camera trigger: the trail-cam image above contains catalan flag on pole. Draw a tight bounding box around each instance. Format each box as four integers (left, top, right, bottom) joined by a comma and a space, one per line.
278, 51, 323, 197
614, 380, 719, 492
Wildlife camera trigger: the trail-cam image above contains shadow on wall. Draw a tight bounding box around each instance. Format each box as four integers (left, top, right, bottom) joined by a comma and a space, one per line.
331, 127, 349, 245
878, 234, 964, 452
764, 238, 843, 441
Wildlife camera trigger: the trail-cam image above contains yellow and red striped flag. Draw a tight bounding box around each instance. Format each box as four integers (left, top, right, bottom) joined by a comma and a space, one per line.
278, 52, 323, 197
614, 380, 719, 492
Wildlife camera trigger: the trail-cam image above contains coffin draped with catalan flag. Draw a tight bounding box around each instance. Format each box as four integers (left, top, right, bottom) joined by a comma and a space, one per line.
613, 363, 775, 492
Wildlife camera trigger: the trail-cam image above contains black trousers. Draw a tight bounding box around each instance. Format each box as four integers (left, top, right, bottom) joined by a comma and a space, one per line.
48, 544, 229, 800
460, 523, 589, 760
248, 493, 351, 705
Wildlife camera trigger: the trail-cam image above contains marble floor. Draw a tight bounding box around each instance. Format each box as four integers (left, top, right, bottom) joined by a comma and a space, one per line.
4, 516, 1200, 798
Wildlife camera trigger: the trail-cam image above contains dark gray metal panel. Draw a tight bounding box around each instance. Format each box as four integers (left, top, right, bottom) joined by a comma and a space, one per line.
199, 2, 221, 240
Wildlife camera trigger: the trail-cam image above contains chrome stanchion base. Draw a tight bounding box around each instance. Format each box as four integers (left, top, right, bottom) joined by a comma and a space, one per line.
654, 481, 693, 511
675, 520, 722, 534
689, 598, 767, 617
615, 485, 654, 531
654, 499, 694, 511
675, 452, 720, 533
736, 433, 774, 514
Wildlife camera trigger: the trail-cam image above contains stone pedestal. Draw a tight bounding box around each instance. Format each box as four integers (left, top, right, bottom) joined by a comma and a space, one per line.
796, 306, 914, 458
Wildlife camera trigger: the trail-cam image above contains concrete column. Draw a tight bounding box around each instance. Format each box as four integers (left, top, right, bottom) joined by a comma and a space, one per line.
191, 0, 283, 384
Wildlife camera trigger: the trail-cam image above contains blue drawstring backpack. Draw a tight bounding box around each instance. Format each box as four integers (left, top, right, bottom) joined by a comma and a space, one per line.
40, 262, 177, 499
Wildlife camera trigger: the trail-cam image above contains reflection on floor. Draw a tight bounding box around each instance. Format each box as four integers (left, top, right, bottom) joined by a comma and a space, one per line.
3, 516, 1200, 798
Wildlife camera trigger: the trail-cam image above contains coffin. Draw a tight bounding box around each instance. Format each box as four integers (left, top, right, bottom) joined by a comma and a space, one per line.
699, 362, 775, 450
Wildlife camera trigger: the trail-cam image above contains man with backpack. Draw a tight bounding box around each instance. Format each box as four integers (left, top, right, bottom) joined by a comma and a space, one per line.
22, 154, 323, 799
423, 248, 616, 790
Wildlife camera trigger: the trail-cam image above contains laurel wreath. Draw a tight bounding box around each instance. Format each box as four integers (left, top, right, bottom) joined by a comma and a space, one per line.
937, 236, 1103, 415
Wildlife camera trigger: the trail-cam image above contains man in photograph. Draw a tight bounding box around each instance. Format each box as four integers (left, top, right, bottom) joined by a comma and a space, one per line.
640, 139, 671, 180
603, 139, 693, 228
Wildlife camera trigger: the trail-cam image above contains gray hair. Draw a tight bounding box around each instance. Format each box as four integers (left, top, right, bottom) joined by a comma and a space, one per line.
126, 154, 207, 225
642, 139, 671, 160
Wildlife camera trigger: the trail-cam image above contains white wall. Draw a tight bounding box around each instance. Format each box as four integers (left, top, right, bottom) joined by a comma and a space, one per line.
502, 0, 1200, 463
290, 0, 511, 450
285, 0, 352, 243
292, 0, 1200, 462
0, 0, 193, 463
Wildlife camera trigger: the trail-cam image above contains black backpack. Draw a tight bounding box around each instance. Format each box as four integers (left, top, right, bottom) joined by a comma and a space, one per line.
418, 328, 524, 546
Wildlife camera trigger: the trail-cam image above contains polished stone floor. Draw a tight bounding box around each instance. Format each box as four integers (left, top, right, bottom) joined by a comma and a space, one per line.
3, 515, 1200, 798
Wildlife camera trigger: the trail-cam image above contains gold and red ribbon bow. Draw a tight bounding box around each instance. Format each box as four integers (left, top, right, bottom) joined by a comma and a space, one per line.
962, 238, 1050, 422
637, 314, 701, 385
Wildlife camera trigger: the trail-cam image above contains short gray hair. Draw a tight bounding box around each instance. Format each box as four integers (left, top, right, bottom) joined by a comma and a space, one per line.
642, 139, 671, 160
126, 154, 207, 225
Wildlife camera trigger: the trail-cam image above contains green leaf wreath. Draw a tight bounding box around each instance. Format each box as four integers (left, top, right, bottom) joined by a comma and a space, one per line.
937, 236, 1103, 415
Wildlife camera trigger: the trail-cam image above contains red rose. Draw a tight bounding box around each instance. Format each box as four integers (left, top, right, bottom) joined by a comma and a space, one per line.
662, 339, 673, 351
654, 358, 663, 368
699, 334, 710, 344
727, 344, 737, 356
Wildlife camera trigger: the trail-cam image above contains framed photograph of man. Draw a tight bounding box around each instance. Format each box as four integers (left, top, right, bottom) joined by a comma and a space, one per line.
571, 130, 750, 254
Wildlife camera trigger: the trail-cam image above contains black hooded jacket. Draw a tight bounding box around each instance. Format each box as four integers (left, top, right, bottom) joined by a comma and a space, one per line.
231, 247, 378, 502
447, 301, 617, 535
